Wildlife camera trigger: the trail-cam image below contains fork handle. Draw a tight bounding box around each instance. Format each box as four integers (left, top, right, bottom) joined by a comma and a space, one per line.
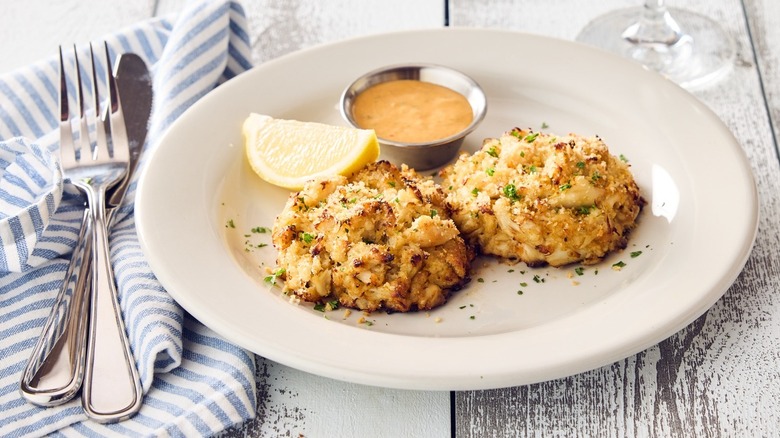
82, 206, 143, 423
19, 209, 91, 406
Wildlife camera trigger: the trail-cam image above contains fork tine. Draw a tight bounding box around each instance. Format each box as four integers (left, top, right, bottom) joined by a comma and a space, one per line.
58, 46, 77, 169
103, 42, 129, 163
58, 47, 69, 125
74, 45, 91, 162
89, 43, 108, 162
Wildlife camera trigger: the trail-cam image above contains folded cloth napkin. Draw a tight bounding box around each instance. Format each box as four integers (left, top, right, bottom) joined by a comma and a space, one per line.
0, 1, 258, 436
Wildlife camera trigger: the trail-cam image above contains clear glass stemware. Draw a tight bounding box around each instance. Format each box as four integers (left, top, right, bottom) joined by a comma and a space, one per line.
576, 0, 735, 89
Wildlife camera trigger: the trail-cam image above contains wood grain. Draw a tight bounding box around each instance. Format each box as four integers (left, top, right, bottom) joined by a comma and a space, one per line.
745, 0, 780, 148
4, 0, 780, 436
0, 0, 157, 73
219, 358, 450, 437
449, 0, 780, 436
239, 0, 444, 64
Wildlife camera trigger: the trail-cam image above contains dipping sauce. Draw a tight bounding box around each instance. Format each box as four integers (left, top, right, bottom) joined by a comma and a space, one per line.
351, 80, 473, 143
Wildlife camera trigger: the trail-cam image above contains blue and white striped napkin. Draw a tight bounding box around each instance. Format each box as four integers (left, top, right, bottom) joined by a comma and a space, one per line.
0, 1, 258, 436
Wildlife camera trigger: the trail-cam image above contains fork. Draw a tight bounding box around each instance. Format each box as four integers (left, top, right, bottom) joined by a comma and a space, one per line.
58, 42, 142, 422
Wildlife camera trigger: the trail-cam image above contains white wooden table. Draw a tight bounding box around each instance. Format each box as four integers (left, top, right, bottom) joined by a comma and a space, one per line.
3, 0, 779, 436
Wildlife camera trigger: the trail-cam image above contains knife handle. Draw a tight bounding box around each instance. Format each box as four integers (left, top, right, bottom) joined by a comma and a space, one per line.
81, 204, 142, 423
19, 209, 92, 406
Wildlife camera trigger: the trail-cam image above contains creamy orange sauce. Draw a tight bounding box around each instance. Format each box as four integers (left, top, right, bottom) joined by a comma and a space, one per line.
351, 80, 473, 143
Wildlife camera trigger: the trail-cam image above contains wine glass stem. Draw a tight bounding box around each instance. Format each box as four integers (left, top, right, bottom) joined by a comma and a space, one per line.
623, 0, 684, 46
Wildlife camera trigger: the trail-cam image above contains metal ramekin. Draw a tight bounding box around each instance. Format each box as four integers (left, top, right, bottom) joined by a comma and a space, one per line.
340, 63, 487, 170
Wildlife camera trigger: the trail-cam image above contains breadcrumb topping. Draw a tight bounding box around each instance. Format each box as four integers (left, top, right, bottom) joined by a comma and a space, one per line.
440, 128, 644, 267
272, 161, 474, 312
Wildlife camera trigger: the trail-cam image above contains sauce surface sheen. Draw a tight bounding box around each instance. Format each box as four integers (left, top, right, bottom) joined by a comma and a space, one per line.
352, 80, 473, 143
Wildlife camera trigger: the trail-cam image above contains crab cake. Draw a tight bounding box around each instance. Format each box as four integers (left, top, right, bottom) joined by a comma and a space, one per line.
440, 128, 644, 267
272, 161, 473, 312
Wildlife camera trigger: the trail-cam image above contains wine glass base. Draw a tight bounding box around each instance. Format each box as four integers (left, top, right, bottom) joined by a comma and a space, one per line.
576, 7, 735, 89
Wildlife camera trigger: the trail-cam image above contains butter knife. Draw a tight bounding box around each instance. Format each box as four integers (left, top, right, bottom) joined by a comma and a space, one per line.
19, 53, 153, 409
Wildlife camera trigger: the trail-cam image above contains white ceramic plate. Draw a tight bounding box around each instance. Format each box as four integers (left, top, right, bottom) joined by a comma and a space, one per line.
136, 29, 758, 390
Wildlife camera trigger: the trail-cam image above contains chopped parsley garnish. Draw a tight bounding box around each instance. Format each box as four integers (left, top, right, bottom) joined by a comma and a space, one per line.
471, 188, 480, 197
591, 171, 602, 181
559, 183, 572, 191
576, 161, 585, 169
517, 290, 524, 295
574, 267, 584, 276
251, 226, 270, 233
226, 219, 236, 228
263, 268, 285, 285
430, 209, 438, 217
523, 132, 539, 143
613, 261, 626, 269
576, 205, 594, 215
486, 167, 495, 176
314, 299, 340, 312
503, 183, 521, 201
532, 275, 545, 283
477, 278, 485, 283
519, 282, 528, 287
487, 146, 498, 157
619, 154, 629, 163
300, 232, 315, 244
630, 251, 643, 258
541, 122, 549, 129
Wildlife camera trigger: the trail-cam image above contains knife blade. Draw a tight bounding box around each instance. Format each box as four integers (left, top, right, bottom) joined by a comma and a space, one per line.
107, 52, 153, 213
19, 53, 152, 407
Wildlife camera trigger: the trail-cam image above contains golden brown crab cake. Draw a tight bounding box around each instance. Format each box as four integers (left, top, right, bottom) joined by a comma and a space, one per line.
439, 128, 644, 267
271, 160, 474, 312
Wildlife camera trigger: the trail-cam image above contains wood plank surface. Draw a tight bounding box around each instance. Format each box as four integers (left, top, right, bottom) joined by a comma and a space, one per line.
0, 0, 157, 73
221, 359, 450, 437
449, 0, 780, 436
3, 0, 780, 436
745, 0, 780, 147
241, 0, 444, 62
0, 1, 452, 437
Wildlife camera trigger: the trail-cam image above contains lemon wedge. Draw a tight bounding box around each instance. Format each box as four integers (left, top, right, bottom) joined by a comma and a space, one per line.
242, 113, 380, 190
